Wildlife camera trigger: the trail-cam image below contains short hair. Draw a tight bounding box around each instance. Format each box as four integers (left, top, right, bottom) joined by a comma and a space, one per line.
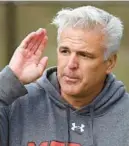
52, 6, 124, 60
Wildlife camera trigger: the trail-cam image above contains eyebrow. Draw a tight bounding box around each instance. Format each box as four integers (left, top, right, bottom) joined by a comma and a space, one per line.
58, 46, 69, 50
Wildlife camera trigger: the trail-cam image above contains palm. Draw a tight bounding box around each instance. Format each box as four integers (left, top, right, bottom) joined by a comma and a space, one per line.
9, 28, 48, 84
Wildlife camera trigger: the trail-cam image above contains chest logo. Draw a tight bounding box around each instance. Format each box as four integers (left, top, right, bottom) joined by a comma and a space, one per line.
71, 123, 85, 133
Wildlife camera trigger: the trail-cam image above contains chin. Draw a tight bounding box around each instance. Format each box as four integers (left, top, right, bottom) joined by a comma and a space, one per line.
61, 86, 80, 96
59, 78, 82, 95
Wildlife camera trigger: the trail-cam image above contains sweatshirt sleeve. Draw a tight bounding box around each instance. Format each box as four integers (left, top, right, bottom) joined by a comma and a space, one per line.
0, 66, 28, 145
0, 66, 28, 106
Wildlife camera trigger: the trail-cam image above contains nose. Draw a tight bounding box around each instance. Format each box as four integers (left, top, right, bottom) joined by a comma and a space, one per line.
67, 53, 79, 69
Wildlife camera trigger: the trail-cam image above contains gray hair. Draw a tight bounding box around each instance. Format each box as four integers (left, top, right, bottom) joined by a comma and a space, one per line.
52, 6, 124, 60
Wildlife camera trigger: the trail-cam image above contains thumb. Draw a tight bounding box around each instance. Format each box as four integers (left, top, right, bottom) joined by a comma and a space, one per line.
37, 56, 48, 76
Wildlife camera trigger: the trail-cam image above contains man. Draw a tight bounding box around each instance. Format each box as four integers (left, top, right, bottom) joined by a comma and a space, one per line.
0, 6, 128, 146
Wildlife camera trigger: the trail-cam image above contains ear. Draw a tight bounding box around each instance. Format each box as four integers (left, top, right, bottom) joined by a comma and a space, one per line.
106, 54, 117, 74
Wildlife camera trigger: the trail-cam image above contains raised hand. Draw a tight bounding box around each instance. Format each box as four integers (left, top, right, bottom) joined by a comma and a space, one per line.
9, 28, 48, 84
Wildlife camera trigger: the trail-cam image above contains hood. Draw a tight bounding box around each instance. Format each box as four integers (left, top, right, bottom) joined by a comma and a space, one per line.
36, 66, 126, 116
36, 66, 126, 146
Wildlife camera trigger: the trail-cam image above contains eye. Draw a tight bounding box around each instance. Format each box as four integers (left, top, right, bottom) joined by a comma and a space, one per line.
79, 52, 87, 57
78, 52, 94, 59
59, 47, 70, 55
61, 49, 69, 54
78, 52, 88, 58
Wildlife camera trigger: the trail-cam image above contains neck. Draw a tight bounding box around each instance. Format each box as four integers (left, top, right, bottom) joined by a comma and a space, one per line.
61, 82, 105, 109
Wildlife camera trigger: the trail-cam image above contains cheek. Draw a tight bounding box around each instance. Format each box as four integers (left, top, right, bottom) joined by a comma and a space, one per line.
80, 63, 96, 75
79, 63, 102, 82
82, 60, 104, 72
57, 57, 67, 78
57, 59, 65, 70
82, 63, 107, 84
57, 55, 69, 69
80, 66, 100, 88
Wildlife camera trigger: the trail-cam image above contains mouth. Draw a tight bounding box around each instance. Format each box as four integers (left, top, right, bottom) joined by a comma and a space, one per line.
63, 75, 79, 83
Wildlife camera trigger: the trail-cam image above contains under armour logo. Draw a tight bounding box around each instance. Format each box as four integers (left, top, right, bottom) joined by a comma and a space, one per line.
71, 123, 85, 133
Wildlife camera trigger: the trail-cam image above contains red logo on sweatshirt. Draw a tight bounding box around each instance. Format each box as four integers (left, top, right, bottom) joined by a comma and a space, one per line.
28, 141, 81, 146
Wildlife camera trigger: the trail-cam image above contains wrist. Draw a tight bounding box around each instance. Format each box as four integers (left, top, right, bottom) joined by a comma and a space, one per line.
8, 65, 25, 85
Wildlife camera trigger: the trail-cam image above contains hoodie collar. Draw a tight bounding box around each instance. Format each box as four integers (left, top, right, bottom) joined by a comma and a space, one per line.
37, 66, 126, 116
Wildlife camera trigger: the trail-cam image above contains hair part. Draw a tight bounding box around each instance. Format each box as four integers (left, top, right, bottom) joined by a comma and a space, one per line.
52, 6, 124, 60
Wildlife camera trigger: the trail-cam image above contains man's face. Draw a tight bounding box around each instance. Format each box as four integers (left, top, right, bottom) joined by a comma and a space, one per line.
57, 27, 114, 98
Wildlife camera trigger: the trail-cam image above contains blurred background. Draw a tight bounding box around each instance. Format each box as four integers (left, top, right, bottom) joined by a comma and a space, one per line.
0, 1, 129, 90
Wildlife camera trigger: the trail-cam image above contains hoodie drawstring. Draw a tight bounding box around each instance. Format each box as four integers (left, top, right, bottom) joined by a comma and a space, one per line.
90, 106, 96, 146
65, 107, 70, 146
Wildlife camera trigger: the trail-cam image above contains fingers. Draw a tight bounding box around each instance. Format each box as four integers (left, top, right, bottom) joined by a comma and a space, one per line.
19, 28, 47, 54
30, 29, 47, 54
34, 35, 48, 57
37, 56, 48, 76
27, 28, 46, 52
20, 32, 36, 49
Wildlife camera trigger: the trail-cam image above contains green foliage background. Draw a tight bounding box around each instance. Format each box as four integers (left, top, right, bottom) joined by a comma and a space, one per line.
0, 1, 129, 91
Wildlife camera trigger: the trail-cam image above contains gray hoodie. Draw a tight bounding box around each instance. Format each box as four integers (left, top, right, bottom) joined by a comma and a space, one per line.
0, 66, 129, 146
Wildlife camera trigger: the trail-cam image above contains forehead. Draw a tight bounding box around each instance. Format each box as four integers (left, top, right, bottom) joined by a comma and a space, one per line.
59, 27, 105, 53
